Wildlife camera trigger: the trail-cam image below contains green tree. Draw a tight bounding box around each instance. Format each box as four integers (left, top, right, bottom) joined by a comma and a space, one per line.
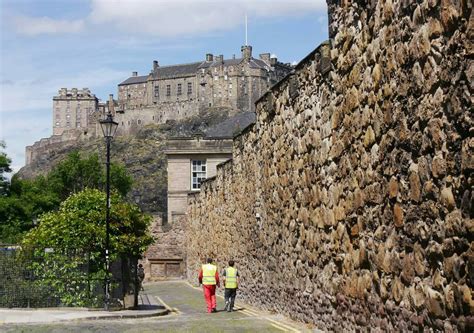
21, 188, 153, 306
46, 151, 132, 199
0, 151, 133, 244
0, 141, 12, 196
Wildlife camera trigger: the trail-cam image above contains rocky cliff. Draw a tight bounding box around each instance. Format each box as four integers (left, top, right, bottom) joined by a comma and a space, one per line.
18, 107, 242, 213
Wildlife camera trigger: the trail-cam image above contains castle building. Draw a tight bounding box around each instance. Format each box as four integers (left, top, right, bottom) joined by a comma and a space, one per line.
114, 45, 292, 132
52, 88, 101, 136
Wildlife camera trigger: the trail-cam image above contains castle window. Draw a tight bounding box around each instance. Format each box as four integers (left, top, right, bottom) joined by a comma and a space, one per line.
177, 83, 182, 95
187, 82, 192, 95
76, 122, 81, 127
191, 160, 206, 190
214, 76, 218, 81
224, 75, 228, 80
166, 85, 171, 96
55, 121, 60, 126
154, 85, 159, 99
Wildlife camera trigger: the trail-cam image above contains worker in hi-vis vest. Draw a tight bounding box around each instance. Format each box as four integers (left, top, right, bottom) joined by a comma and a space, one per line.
222, 260, 239, 312
198, 258, 220, 313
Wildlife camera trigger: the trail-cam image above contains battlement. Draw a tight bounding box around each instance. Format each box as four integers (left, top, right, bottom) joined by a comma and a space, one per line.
54, 88, 97, 100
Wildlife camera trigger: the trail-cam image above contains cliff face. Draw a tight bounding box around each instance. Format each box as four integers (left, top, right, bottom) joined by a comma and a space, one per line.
18, 107, 240, 213
186, 0, 473, 331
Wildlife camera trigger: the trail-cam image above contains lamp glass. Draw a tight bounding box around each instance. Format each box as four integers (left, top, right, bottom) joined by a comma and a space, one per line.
100, 114, 119, 138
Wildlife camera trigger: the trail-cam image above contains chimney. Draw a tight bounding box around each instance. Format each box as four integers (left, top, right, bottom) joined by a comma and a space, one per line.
153, 60, 159, 71
132, 71, 138, 77
216, 55, 224, 63
108, 94, 115, 114
241, 45, 252, 61
206, 53, 214, 62
270, 57, 277, 66
259, 53, 271, 63
72, 88, 78, 96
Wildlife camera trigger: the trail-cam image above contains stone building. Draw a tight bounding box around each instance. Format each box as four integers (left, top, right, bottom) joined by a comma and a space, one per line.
52, 88, 101, 136
114, 45, 292, 134
165, 137, 233, 223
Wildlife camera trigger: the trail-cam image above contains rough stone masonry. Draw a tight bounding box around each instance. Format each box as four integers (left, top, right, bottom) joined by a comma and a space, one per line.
186, 0, 473, 331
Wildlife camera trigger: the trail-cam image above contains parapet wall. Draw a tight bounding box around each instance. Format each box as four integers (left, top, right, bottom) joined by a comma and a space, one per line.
186, 0, 473, 331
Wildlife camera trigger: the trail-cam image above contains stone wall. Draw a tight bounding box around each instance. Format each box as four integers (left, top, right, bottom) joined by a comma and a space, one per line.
186, 0, 473, 331
141, 214, 186, 280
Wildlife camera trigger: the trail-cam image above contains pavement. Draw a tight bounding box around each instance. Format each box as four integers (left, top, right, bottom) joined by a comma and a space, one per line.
0, 281, 318, 332
0, 292, 169, 324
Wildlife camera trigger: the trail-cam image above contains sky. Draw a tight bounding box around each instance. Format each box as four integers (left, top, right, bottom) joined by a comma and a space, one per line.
0, 0, 328, 173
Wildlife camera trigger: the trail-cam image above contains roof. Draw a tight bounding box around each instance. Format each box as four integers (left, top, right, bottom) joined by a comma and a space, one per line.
118, 75, 148, 86
198, 58, 243, 69
118, 56, 289, 86
204, 112, 256, 138
152, 62, 204, 79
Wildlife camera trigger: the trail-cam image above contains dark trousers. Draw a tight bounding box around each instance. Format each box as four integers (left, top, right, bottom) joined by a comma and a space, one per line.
224, 288, 237, 310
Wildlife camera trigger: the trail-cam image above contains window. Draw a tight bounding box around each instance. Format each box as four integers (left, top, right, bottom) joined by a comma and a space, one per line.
187, 82, 192, 95
154, 85, 159, 98
55, 121, 60, 126
191, 160, 206, 190
177, 83, 182, 95
166, 85, 171, 96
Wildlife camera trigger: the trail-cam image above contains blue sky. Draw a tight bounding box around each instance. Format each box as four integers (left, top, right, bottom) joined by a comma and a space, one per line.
0, 0, 328, 173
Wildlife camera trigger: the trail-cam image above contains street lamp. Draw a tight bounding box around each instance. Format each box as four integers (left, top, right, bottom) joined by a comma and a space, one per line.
99, 112, 118, 310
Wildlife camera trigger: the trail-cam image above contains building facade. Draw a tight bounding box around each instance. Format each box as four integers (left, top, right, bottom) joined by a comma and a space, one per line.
114, 45, 292, 134
52, 88, 101, 136
164, 136, 233, 223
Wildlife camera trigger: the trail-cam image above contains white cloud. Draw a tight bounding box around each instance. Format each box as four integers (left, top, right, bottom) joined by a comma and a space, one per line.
88, 0, 326, 36
13, 15, 85, 36
12, 0, 326, 37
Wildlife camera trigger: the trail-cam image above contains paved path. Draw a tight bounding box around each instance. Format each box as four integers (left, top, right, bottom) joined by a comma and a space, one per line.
0, 281, 312, 332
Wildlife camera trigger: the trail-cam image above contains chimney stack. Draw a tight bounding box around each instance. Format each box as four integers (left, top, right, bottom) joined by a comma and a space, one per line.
216, 55, 224, 63
206, 53, 214, 62
153, 60, 159, 71
108, 94, 115, 114
241, 45, 252, 61
259, 53, 271, 63
132, 71, 138, 77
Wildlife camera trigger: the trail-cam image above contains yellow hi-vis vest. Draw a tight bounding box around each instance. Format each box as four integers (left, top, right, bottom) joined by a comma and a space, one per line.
225, 267, 237, 289
202, 264, 217, 285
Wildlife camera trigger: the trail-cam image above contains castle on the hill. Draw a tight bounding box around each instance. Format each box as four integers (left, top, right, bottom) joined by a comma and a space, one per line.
51, 45, 292, 138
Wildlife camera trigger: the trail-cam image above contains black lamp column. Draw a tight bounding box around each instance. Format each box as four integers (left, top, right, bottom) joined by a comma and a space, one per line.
99, 112, 118, 311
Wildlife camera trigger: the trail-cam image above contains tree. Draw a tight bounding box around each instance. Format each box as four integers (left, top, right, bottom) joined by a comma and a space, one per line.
46, 151, 132, 200
0, 151, 133, 244
21, 188, 153, 306
0, 141, 12, 196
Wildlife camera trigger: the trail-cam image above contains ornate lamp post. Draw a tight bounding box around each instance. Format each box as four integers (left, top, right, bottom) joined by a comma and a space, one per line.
99, 112, 118, 310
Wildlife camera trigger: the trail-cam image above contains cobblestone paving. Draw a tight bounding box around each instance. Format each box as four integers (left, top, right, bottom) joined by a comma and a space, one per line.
1, 281, 307, 332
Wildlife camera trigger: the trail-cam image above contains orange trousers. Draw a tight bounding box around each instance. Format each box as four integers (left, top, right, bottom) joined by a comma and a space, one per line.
203, 285, 217, 313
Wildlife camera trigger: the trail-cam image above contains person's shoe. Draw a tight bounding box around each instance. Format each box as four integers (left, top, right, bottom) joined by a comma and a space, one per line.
211, 308, 217, 313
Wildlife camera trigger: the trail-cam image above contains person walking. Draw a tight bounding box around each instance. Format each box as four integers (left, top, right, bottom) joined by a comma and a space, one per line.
198, 258, 220, 313
223, 260, 239, 312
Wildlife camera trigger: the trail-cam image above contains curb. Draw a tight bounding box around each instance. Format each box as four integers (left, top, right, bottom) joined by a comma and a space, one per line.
76, 308, 170, 321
